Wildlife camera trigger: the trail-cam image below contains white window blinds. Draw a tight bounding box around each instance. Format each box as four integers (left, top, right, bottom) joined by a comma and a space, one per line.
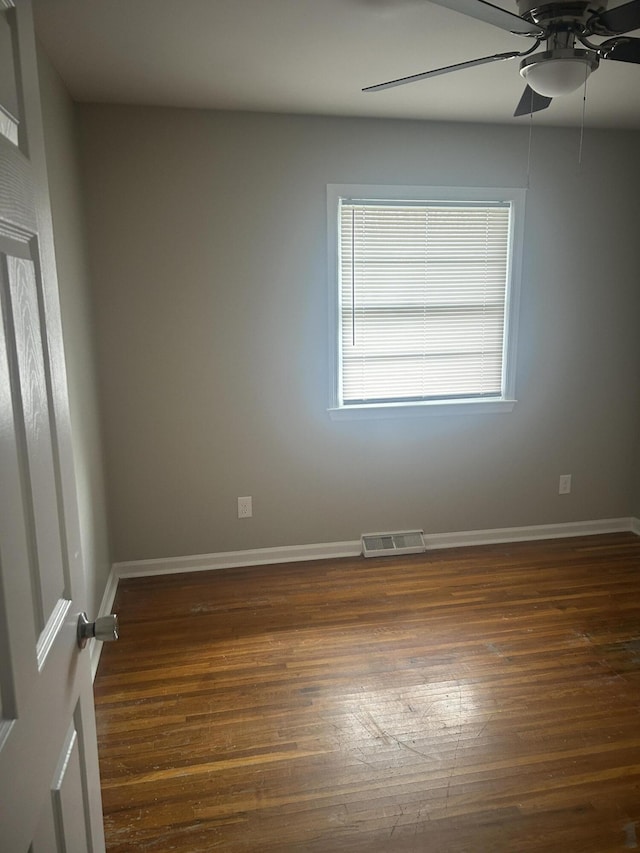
338, 199, 512, 406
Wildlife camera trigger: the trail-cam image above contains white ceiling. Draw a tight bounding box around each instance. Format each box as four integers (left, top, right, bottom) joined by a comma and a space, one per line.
33, 0, 640, 128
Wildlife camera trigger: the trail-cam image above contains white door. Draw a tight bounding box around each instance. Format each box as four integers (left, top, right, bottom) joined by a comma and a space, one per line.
0, 1, 106, 850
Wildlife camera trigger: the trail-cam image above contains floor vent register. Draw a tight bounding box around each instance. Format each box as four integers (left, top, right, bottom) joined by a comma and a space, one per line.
361, 530, 426, 558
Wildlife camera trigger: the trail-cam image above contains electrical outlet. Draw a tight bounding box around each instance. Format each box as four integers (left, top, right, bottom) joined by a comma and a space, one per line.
237, 496, 252, 518
558, 474, 572, 495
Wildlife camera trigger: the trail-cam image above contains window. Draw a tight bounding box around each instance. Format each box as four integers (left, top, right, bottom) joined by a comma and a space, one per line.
327, 185, 525, 418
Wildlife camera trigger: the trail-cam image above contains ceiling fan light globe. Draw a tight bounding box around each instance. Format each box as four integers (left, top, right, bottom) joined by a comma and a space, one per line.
523, 59, 591, 96
519, 49, 599, 97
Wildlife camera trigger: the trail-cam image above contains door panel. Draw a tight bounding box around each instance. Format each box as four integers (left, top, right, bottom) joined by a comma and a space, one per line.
29, 714, 96, 853
6, 251, 67, 634
51, 723, 91, 853
0, 238, 37, 718
0, 2, 105, 850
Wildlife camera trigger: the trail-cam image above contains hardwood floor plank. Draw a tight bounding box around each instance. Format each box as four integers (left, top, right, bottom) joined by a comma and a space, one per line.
94, 533, 640, 851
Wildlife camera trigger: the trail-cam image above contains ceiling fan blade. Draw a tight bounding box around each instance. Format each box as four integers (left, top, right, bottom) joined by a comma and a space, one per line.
513, 85, 552, 117
588, 0, 640, 34
363, 50, 521, 91
600, 36, 640, 63
428, 0, 544, 36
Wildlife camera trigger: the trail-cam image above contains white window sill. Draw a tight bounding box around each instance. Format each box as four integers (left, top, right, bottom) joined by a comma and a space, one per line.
328, 399, 517, 420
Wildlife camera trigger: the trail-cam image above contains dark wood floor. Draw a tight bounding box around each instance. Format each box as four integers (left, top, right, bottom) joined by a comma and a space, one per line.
94, 533, 640, 852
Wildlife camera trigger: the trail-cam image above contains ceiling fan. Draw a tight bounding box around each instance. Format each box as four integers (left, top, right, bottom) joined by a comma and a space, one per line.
363, 0, 640, 116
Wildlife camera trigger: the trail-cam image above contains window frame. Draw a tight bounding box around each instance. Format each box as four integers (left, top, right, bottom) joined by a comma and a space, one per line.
327, 184, 526, 420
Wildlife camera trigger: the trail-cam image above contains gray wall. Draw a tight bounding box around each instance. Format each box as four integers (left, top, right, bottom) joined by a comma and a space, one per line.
77, 105, 640, 562
37, 49, 112, 617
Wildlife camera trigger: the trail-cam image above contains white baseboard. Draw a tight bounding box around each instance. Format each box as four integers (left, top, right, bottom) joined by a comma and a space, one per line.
113, 539, 362, 579
111, 517, 639, 582
90, 566, 119, 681
424, 517, 635, 550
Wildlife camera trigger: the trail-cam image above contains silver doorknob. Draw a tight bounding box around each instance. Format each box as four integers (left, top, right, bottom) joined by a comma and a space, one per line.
77, 612, 119, 649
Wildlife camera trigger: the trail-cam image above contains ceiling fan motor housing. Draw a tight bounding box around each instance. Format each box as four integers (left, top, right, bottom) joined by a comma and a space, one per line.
516, 0, 608, 26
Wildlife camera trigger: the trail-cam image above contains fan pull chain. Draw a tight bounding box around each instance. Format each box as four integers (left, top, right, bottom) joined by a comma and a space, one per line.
526, 106, 534, 189
578, 62, 589, 166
